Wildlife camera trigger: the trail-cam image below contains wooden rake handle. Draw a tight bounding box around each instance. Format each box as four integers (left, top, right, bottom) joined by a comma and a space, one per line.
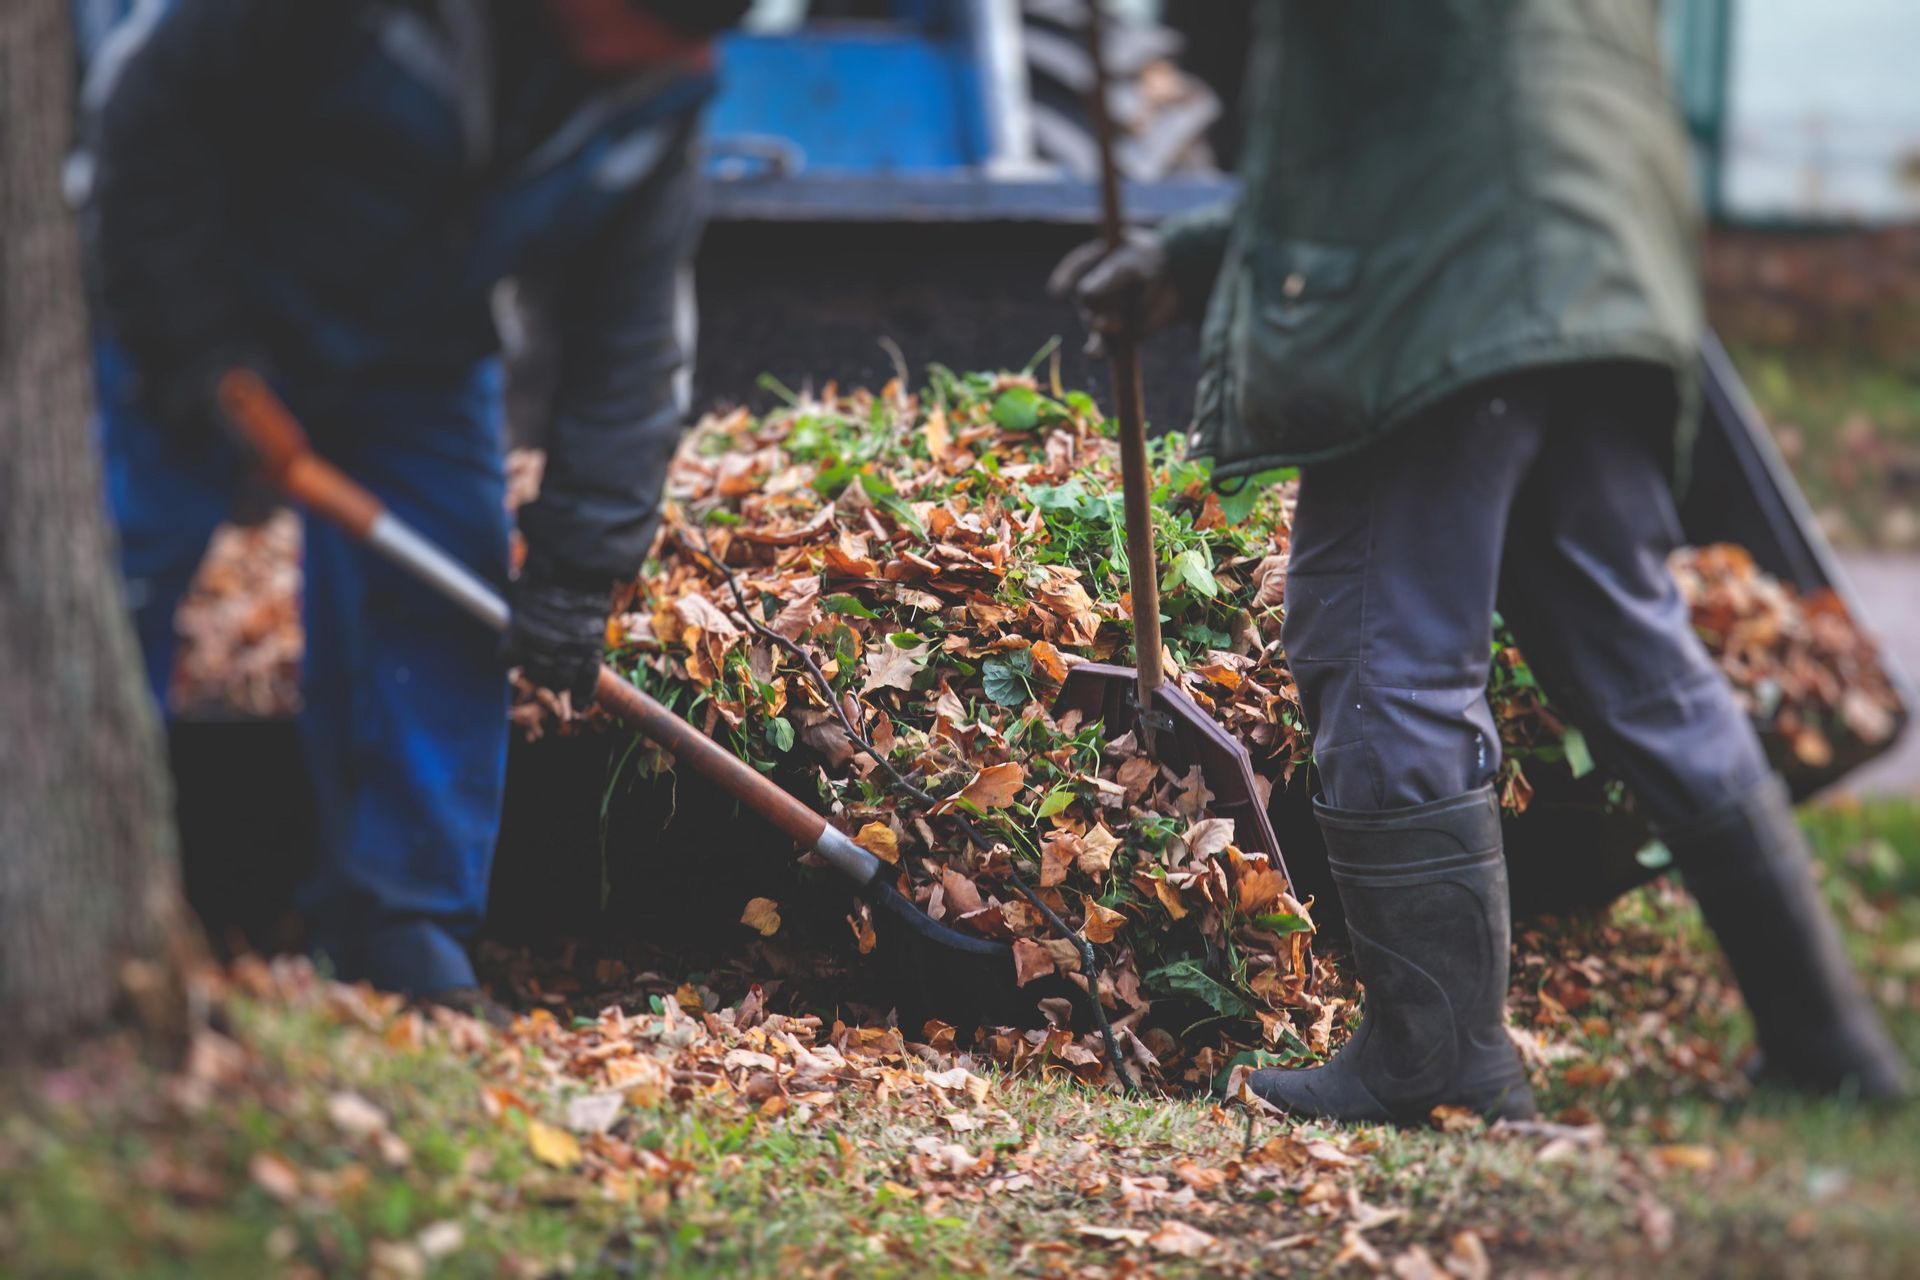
212, 369, 883, 884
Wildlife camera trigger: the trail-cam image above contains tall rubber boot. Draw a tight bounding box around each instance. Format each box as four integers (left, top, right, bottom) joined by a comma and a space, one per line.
1249, 788, 1537, 1125
1664, 776, 1908, 1101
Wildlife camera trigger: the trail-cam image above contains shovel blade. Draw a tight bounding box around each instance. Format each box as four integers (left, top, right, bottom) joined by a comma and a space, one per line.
1055, 662, 1300, 904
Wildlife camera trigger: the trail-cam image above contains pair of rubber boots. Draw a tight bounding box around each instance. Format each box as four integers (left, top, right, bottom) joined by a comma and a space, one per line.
1250, 778, 1909, 1125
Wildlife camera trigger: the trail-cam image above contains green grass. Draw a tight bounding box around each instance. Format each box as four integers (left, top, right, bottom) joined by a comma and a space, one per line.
1731, 341, 1920, 547
4, 800, 1918, 1278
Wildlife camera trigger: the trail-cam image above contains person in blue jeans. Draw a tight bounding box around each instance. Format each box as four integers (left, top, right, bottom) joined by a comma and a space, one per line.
77, 0, 747, 1000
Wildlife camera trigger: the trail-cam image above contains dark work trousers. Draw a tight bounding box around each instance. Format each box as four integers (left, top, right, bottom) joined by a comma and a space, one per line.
1282, 364, 1770, 823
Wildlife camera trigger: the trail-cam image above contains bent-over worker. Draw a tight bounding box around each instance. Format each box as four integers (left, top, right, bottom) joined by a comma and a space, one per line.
77, 0, 747, 999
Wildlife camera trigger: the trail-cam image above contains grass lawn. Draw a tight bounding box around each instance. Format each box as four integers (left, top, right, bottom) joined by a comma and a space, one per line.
1731, 341, 1920, 548
4, 799, 1917, 1279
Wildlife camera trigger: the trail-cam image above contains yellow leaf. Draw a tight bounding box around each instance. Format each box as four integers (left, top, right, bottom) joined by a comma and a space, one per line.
1151, 876, 1188, 921
855, 822, 900, 864
527, 1121, 581, 1169
741, 897, 782, 937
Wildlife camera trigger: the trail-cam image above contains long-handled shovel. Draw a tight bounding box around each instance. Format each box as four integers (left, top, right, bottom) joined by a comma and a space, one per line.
214, 369, 1023, 1022
1052, 0, 1297, 895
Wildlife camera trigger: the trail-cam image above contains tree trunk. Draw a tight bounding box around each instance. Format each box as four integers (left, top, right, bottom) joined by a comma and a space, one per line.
0, 0, 198, 1060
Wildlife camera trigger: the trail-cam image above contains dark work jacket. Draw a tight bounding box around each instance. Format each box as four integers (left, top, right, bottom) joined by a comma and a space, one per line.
77, 0, 714, 582
1161, 0, 1702, 480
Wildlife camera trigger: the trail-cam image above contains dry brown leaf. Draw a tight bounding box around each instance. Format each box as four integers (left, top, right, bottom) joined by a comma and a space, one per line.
1183, 817, 1235, 861
1040, 831, 1080, 887
939, 761, 1026, 812
741, 897, 782, 937
924, 404, 953, 463
326, 1091, 387, 1138
1650, 1143, 1717, 1174
1012, 938, 1054, 987
1080, 895, 1127, 945
1150, 876, 1188, 921
862, 639, 930, 695
1146, 1220, 1218, 1258
1077, 823, 1121, 877
848, 904, 878, 954
249, 1152, 301, 1204
941, 869, 985, 917
1029, 639, 1069, 682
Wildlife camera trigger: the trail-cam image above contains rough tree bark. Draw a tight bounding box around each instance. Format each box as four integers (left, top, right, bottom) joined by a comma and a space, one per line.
0, 0, 198, 1060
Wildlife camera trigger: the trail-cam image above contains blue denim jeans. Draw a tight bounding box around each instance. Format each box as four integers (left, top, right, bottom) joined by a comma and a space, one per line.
96, 337, 510, 994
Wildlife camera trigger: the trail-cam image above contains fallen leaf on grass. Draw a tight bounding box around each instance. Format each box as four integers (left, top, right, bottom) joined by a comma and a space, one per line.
1429, 1104, 1484, 1134
1333, 1227, 1384, 1270
1390, 1244, 1443, 1279
528, 1120, 582, 1169
1075, 1224, 1149, 1248
417, 1221, 464, 1261
1147, 1220, 1218, 1257
326, 1091, 387, 1138
741, 897, 782, 937
1651, 1143, 1717, 1174
1171, 1159, 1230, 1192
565, 1092, 625, 1135
1448, 1230, 1491, 1280
248, 1152, 301, 1204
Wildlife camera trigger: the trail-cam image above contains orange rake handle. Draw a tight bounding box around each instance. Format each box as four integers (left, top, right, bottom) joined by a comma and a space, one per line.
212, 369, 885, 884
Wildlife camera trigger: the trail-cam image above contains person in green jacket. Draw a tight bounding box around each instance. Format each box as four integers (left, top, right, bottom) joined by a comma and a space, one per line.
1055, 0, 1907, 1123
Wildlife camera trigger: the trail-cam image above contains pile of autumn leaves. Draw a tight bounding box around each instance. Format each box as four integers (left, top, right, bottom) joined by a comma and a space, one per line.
539, 368, 1900, 1087
576, 371, 1360, 1085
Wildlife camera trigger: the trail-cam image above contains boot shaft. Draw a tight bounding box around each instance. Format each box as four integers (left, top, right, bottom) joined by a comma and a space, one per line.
1319, 787, 1513, 1034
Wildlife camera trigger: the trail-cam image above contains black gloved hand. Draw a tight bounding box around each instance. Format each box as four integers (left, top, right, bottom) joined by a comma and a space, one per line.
504, 567, 611, 708
137, 347, 269, 457
1047, 230, 1182, 357
137, 349, 284, 526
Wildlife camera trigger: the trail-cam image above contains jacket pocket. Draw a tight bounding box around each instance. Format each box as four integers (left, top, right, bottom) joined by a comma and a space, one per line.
1253, 239, 1361, 330
1227, 239, 1368, 465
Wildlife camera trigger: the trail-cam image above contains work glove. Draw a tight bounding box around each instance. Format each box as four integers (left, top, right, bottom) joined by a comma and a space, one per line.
1048, 230, 1182, 357
504, 565, 611, 709
138, 349, 282, 525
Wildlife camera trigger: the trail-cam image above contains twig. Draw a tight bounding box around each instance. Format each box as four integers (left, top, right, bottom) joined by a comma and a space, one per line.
686, 519, 1138, 1093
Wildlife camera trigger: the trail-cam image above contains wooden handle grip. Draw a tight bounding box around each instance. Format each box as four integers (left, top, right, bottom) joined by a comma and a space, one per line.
217, 368, 384, 540
593, 668, 828, 848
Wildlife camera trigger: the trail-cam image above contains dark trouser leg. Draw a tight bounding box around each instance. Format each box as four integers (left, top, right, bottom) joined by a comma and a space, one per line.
295, 365, 512, 997
1498, 368, 1906, 1099
93, 332, 234, 707
1252, 382, 1548, 1123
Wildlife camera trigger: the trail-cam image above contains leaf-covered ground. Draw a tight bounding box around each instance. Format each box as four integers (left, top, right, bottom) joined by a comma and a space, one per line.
5, 798, 1917, 1279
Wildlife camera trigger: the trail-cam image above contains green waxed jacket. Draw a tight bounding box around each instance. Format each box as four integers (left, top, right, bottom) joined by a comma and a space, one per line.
1163, 0, 1702, 479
